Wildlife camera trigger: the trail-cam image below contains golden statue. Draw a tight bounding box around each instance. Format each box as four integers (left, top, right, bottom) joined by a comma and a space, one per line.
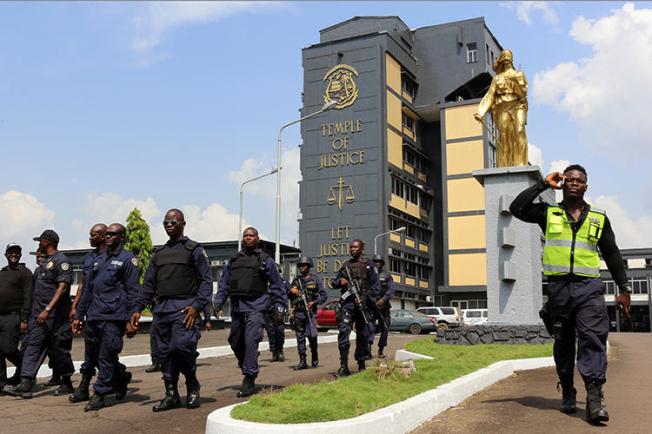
474, 50, 528, 167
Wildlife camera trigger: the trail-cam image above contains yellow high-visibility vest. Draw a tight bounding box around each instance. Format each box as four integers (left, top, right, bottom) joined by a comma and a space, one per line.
543, 205, 605, 277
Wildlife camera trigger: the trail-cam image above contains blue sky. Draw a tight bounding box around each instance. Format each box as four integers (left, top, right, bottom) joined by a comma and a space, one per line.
1, 1, 650, 261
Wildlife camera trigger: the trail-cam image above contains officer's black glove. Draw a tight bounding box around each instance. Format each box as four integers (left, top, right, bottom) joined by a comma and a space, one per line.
274, 306, 285, 326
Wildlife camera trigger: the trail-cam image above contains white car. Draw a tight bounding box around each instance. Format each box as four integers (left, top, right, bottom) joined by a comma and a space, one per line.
416, 306, 463, 330
462, 309, 488, 326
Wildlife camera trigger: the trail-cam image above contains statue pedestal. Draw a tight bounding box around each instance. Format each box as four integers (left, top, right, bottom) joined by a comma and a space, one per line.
472, 166, 550, 325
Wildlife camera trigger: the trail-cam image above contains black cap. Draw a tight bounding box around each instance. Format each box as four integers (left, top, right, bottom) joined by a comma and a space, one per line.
297, 256, 313, 268
372, 254, 385, 264
33, 229, 59, 244
5, 243, 21, 253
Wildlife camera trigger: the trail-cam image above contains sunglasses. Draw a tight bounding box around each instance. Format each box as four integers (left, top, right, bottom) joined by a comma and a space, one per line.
163, 220, 180, 226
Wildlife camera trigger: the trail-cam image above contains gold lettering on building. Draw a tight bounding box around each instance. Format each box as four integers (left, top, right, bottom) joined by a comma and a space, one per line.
321, 120, 363, 137
331, 225, 350, 240
318, 150, 365, 170
327, 177, 355, 211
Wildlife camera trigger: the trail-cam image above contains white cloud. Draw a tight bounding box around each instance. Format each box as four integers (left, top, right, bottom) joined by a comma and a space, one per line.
78, 192, 160, 227
183, 202, 252, 243
0, 191, 55, 250
131, 1, 285, 52
528, 143, 544, 168
228, 146, 300, 245
533, 3, 652, 158
590, 195, 652, 249
502, 1, 559, 27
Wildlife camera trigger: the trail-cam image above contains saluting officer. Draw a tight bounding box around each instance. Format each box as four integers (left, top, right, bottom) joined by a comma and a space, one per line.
8, 230, 75, 399
510, 164, 629, 424
289, 257, 327, 370
71, 223, 139, 411
331, 239, 379, 376
0, 243, 33, 392
213, 227, 287, 398
129, 209, 212, 412
369, 255, 394, 358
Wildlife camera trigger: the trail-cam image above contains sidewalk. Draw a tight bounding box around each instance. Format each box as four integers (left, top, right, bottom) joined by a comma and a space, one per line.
411, 333, 652, 434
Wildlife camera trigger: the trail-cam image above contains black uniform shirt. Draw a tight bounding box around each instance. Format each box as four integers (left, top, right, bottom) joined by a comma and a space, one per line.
0, 263, 33, 322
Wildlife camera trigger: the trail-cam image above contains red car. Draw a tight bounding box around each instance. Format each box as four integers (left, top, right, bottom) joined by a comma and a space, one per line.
316, 299, 339, 331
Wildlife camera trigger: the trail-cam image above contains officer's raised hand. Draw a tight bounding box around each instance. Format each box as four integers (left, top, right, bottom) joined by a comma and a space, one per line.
182, 306, 198, 329
545, 171, 565, 189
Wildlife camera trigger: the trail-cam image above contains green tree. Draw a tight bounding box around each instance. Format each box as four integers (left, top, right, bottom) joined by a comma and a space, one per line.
124, 208, 153, 284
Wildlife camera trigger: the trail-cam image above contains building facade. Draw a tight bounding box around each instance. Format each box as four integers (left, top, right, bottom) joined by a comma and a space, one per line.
299, 16, 502, 309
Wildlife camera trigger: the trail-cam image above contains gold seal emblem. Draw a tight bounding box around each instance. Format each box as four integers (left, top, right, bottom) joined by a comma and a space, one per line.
323, 64, 359, 109
46, 261, 54, 269
61, 263, 70, 271
131, 257, 139, 267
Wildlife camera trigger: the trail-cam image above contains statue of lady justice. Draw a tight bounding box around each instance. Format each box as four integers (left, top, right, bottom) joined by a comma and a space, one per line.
474, 50, 529, 167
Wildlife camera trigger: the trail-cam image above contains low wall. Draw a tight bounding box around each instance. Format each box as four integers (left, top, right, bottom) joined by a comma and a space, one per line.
436, 324, 552, 345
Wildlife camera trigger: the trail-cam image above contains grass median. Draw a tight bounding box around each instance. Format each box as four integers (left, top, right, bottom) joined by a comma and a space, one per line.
231, 338, 553, 424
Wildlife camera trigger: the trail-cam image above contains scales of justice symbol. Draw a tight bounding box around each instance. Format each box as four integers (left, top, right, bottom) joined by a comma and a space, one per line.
327, 177, 355, 211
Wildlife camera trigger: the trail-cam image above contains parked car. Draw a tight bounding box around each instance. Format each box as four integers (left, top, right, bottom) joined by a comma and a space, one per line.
389, 309, 437, 335
462, 309, 488, 326
416, 306, 463, 330
316, 299, 339, 331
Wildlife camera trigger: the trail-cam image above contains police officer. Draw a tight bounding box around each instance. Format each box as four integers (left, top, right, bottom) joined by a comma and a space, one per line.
7, 230, 75, 398
68, 223, 108, 403
213, 227, 287, 397
331, 239, 379, 376
129, 209, 212, 411
510, 164, 629, 424
264, 275, 287, 362
289, 257, 327, 370
71, 223, 139, 411
369, 255, 394, 358
0, 244, 33, 393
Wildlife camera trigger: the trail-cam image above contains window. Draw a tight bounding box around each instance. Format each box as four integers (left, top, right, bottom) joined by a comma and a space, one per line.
402, 77, 417, 98
407, 185, 418, 205
632, 278, 648, 294
486, 43, 490, 65
466, 42, 478, 63
402, 113, 415, 131
391, 177, 404, 197
403, 148, 415, 166
389, 258, 401, 273
404, 261, 416, 277
604, 280, 617, 295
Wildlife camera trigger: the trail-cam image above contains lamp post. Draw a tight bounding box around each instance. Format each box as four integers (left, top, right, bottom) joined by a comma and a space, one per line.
374, 227, 406, 255
238, 167, 278, 251
275, 99, 338, 264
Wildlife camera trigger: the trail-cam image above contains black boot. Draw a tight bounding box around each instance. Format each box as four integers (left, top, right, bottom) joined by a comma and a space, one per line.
336, 359, 351, 377
357, 360, 366, 372
586, 382, 609, 424
152, 380, 182, 412
557, 382, 577, 414
69, 374, 93, 403
311, 350, 319, 368
294, 354, 308, 371
53, 376, 74, 396
114, 370, 132, 401
45, 373, 62, 387
6, 372, 21, 387
277, 351, 285, 362
145, 361, 161, 373
84, 393, 105, 412
6, 378, 35, 399
185, 373, 201, 409
271, 352, 280, 362
237, 375, 256, 398
378, 346, 386, 359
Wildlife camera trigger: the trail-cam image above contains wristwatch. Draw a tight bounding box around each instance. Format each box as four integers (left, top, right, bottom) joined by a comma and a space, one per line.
44, 306, 52, 312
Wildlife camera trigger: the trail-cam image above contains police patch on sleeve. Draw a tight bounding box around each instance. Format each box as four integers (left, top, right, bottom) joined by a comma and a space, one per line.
131, 257, 139, 267
61, 263, 70, 271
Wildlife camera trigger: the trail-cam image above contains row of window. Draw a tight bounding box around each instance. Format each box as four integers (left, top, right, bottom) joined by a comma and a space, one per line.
403, 146, 429, 173
389, 249, 431, 280
389, 215, 431, 245
605, 278, 649, 295
450, 299, 488, 310
391, 176, 431, 211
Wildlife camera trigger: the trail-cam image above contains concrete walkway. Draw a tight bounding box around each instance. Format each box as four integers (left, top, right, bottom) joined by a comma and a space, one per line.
411, 333, 652, 434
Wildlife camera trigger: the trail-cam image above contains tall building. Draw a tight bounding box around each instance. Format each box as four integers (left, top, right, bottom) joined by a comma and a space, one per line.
299, 16, 503, 309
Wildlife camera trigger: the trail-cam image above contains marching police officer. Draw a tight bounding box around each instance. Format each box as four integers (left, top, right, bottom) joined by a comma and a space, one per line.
71, 223, 139, 411
8, 230, 75, 398
289, 257, 327, 370
331, 239, 379, 376
510, 164, 629, 424
68, 223, 108, 403
0, 244, 33, 393
369, 255, 394, 358
129, 209, 212, 412
213, 227, 287, 397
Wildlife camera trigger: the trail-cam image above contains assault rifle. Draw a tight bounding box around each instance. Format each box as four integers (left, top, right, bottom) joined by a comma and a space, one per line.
342, 265, 369, 325
296, 277, 317, 337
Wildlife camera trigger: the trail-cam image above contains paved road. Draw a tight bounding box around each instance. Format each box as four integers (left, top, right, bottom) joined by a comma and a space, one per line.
411, 333, 652, 434
2, 332, 421, 434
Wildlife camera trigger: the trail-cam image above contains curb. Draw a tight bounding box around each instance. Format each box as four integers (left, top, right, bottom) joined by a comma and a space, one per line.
205, 355, 555, 434
7, 333, 345, 379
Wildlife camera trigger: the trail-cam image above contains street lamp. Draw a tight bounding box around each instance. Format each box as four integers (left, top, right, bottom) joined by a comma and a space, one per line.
275, 99, 339, 264
374, 227, 406, 255
238, 167, 279, 251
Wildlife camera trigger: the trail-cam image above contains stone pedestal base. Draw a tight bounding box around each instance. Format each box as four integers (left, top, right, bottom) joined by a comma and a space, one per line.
436, 324, 552, 345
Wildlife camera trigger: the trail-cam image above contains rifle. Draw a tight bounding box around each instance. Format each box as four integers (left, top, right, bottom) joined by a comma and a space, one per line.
296, 277, 318, 338
341, 265, 369, 325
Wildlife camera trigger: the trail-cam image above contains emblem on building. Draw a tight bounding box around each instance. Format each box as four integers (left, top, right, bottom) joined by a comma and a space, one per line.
323, 64, 359, 109
327, 177, 355, 210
